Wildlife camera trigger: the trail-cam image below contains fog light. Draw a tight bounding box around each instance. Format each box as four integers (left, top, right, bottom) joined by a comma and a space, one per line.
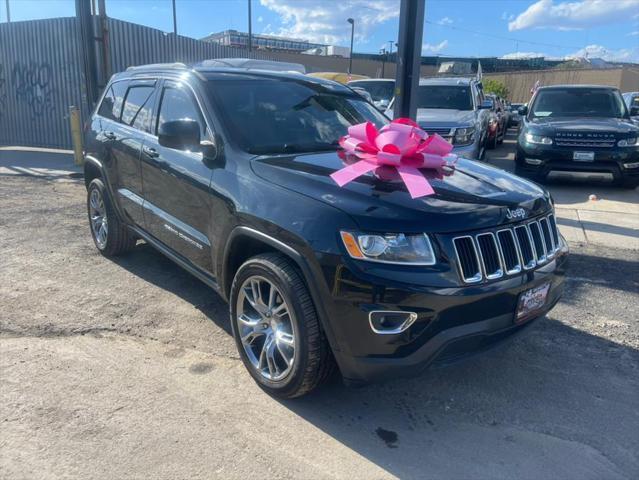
622, 162, 639, 169
369, 311, 417, 335
525, 158, 543, 165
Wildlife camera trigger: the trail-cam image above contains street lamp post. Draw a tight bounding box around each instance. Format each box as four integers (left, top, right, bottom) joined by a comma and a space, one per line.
347, 18, 354, 75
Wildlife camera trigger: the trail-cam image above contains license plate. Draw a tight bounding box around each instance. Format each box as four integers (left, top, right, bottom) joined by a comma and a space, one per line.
516, 282, 551, 322
573, 151, 594, 162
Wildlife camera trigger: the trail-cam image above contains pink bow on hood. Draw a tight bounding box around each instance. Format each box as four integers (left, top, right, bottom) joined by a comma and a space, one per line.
330, 118, 457, 198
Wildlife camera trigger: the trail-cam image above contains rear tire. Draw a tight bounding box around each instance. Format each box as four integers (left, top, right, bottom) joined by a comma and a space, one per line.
87, 178, 136, 256
229, 253, 335, 398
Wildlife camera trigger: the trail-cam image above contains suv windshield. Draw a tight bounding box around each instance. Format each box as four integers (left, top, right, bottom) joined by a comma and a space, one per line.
208, 78, 388, 154
349, 81, 394, 103
417, 85, 473, 110
530, 88, 627, 118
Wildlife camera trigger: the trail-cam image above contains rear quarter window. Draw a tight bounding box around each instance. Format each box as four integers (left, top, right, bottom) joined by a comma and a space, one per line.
97, 81, 127, 121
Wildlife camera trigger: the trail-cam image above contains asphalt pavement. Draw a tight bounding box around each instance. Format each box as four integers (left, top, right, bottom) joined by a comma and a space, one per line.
1, 145, 638, 479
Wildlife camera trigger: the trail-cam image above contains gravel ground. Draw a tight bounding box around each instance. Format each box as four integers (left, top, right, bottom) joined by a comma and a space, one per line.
1, 175, 638, 480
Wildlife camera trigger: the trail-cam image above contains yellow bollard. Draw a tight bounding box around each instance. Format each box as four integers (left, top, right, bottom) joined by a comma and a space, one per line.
69, 106, 84, 166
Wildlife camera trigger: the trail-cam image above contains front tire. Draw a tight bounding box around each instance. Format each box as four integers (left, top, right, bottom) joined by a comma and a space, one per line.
229, 253, 335, 398
87, 178, 136, 256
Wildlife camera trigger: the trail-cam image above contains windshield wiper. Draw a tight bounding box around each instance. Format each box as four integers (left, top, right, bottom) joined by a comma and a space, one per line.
248, 141, 339, 155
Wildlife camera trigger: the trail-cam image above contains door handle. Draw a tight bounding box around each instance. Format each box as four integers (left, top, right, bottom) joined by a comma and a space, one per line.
143, 145, 159, 158
103, 131, 117, 140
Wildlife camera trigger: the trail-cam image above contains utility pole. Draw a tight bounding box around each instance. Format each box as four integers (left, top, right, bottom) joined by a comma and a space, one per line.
247, 0, 252, 51
393, 0, 425, 120
76, 0, 99, 104
172, 0, 177, 35
5, 0, 10, 22
97, 0, 111, 86
347, 18, 355, 75
171, 0, 179, 61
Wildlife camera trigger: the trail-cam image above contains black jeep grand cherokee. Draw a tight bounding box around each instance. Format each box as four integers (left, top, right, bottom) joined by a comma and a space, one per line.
516, 85, 639, 187
84, 63, 568, 397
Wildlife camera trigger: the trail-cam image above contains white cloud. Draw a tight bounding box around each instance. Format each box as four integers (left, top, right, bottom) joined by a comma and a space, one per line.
500, 51, 549, 59
259, 0, 400, 44
500, 11, 515, 21
422, 40, 448, 54
500, 44, 639, 62
257, 15, 264, 23
509, 0, 639, 31
629, 31, 639, 36
568, 44, 639, 62
437, 16, 453, 25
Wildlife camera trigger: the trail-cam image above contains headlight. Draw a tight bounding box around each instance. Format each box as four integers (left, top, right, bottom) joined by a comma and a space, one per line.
525, 133, 553, 145
453, 126, 475, 146
618, 137, 638, 147
340, 231, 436, 265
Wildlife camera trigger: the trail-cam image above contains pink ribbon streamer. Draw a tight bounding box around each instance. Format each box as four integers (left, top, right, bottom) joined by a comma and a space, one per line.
330, 118, 457, 198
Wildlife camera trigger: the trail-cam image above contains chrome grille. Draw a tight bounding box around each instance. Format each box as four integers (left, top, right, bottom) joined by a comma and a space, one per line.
554, 132, 616, 148
420, 126, 453, 141
528, 222, 546, 263
453, 236, 482, 283
554, 138, 616, 148
476, 233, 503, 279
453, 214, 561, 284
496, 229, 522, 274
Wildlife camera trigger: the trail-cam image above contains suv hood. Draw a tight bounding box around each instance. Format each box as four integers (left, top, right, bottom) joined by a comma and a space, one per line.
528, 117, 638, 135
415, 108, 476, 126
251, 152, 551, 233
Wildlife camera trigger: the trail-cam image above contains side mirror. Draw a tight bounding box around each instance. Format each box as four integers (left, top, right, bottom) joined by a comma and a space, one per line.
518, 105, 528, 115
200, 136, 222, 163
158, 119, 201, 151
479, 100, 492, 110
630, 105, 639, 116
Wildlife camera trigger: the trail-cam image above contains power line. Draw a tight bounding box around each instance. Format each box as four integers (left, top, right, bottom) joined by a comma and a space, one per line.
425, 20, 583, 51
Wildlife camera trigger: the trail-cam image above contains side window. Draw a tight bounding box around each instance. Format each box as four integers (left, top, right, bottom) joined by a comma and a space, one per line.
156, 85, 205, 137
121, 85, 156, 132
97, 81, 127, 121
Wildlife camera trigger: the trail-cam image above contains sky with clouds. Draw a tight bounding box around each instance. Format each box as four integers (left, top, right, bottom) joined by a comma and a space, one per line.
2, 0, 638, 62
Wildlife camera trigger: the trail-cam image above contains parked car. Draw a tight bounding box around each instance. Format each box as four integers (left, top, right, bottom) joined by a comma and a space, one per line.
349, 86, 374, 103
622, 91, 639, 121
509, 103, 525, 127
84, 63, 568, 397
484, 94, 507, 148
306, 71, 368, 84
386, 77, 492, 160
516, 85, 639, 188
347, 79, 395, 111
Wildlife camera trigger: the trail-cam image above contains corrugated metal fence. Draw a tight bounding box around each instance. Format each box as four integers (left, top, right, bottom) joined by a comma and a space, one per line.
0, 17, 276, 149
0, 17, 88, 149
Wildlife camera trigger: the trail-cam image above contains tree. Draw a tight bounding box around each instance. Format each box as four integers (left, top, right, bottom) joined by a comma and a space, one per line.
483, 79, 509, 99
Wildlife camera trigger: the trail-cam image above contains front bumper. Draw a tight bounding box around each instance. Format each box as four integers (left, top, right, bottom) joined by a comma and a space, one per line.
516, 142, 639, 182
321, 247, 568, 385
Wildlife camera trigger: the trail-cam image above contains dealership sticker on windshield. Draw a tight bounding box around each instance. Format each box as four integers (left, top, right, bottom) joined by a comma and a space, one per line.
516, 282, 551, 322
573, 151, 595, 162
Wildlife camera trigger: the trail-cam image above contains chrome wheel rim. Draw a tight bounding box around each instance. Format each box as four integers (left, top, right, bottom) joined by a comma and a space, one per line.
236, 276, 296, 381
89, 188, 108, 249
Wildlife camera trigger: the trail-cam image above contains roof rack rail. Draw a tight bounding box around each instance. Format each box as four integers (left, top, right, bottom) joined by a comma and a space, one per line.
126, 62, 188, 72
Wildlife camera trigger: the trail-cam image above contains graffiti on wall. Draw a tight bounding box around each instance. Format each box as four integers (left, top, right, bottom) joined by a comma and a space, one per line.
0, 64, 7, 123
11, 62, 56, 119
